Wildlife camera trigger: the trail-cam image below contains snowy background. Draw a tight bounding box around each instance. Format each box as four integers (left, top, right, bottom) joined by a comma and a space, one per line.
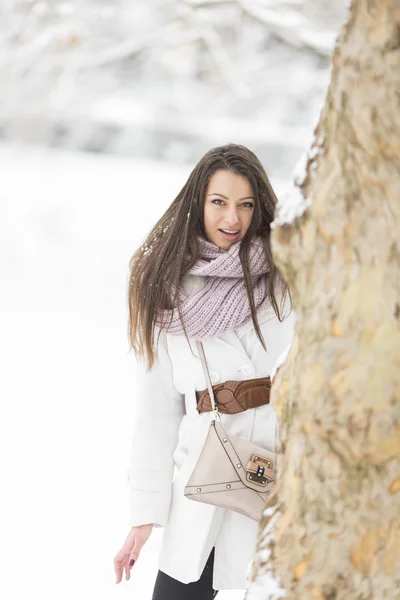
0, 1, 347, 598
1, 0, 347, 178
0, 145, 253, 599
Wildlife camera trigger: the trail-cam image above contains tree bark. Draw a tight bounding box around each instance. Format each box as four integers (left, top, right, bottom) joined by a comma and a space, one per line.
247, 1, 400, 599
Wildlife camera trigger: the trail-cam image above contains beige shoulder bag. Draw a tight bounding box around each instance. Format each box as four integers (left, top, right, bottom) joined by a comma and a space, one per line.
184, 341, 276, 521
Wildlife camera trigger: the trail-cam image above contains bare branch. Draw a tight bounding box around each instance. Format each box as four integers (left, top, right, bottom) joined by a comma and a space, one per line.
237, 0, 336, 58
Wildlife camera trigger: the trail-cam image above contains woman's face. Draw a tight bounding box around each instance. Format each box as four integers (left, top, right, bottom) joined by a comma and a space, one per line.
203, 169, 255, 250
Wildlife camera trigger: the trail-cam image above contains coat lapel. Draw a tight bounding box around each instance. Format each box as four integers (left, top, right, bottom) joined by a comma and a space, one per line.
210, 330, 252, 363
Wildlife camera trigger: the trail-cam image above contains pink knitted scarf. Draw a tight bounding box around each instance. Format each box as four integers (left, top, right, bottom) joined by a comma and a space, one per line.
158, 236, 270, 339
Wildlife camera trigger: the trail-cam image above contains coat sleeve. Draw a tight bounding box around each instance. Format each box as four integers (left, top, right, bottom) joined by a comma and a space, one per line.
126, 330, 185, 528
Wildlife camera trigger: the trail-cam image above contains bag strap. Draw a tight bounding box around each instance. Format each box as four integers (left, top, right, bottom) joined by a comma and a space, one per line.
196, 341, 219, 417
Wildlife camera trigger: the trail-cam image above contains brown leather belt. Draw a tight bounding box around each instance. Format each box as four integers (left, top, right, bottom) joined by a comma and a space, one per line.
196, 376, 271, 415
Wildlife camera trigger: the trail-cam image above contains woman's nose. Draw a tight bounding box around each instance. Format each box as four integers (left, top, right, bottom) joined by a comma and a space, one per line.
225, 209, 240, 226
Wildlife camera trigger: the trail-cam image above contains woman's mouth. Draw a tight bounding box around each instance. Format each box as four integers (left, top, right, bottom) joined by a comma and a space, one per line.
219, 229, 240, 241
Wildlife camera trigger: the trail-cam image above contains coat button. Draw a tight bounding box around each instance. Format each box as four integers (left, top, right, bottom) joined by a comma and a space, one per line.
241, 364, 254, 376
210, 370, 220, 384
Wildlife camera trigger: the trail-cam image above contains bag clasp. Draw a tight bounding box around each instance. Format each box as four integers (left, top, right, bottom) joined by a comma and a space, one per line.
246, 454, 274, 486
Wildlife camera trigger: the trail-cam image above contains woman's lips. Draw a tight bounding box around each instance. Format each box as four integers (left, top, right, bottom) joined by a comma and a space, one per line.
218, 229, 240, 240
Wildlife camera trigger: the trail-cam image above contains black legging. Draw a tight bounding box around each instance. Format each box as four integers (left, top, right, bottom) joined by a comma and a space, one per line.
151, 547, 219, 600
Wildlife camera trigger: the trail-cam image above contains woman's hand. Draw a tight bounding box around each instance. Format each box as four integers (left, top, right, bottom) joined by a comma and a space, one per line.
114, 524, 154, 583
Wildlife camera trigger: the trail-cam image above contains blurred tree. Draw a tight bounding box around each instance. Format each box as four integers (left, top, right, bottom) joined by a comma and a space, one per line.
247, 0, 400, 598
0, 0, 347, 178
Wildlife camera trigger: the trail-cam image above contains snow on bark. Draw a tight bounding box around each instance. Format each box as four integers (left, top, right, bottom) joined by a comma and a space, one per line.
271, 131, 324, 228
245, 506, 287, 600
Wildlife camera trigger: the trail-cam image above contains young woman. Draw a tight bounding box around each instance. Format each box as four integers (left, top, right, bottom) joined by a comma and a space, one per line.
114, 143, 295, 599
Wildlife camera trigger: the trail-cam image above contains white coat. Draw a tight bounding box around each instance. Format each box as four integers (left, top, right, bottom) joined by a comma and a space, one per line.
127, 273, 296, 590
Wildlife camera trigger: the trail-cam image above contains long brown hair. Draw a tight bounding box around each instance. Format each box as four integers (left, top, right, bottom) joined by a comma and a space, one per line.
128, 143, 291, 369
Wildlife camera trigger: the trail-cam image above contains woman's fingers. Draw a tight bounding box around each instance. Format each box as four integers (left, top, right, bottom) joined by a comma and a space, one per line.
124, 559, 131, 581
114, 549, 130, 583
126, 540, 140, 579
114, 525, 153, 583
114, 557, 123, 583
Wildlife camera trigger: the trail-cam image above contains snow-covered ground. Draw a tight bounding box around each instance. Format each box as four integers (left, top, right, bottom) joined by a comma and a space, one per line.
0, 144, 285, 599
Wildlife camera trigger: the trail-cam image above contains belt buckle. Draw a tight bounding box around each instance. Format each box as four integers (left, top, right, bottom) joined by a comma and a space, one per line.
246, 454, 274, 486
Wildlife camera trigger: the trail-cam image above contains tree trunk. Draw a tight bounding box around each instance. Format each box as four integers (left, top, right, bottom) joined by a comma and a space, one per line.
247, 1, 400, 599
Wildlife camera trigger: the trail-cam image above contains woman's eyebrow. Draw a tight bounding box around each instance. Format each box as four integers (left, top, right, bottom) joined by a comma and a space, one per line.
208, 193, 255, 200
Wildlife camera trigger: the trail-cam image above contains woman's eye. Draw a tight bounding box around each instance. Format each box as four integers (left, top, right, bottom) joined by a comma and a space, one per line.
211, 199, 254, 208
